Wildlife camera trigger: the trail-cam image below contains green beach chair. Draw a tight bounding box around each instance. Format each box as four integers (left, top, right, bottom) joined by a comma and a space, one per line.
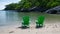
36, 16, 45, 28
22, 16, 30, 28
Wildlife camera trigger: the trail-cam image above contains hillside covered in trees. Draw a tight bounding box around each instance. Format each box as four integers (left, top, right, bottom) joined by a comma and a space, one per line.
4, 0, 60, 12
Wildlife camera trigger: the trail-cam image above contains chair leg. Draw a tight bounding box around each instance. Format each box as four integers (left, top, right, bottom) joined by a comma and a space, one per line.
36, 24, 43, 28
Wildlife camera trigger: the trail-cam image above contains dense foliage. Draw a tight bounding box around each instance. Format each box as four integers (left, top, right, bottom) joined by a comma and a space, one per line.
4, 0, 60, 11
4, 3, 20, 10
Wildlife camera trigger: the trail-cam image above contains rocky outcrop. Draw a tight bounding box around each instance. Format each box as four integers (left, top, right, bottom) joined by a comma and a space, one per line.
46, 6, 60, 14
17, 6, 47, 12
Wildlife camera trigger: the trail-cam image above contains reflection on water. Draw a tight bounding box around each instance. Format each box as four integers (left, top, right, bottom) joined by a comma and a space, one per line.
0, 10, 60, 26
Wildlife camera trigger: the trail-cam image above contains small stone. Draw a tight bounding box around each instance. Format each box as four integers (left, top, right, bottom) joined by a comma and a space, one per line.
9, 31, 14, 33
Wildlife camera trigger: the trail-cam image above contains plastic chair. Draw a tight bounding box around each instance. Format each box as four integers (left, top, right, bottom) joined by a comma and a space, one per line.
36, 16, 45, 28
22, 16, 30, 27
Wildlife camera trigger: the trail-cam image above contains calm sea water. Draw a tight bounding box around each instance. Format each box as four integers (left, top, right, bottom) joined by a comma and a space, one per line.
0, 10, 60, 26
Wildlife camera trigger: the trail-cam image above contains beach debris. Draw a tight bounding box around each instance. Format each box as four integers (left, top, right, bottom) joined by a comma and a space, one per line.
9, 31, 14, 33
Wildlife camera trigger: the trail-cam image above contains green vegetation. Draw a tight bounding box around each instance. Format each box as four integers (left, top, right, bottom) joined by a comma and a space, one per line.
5, 3, 20, 10
36, 16, 45, 28
4, 0, 60, 11
22, 16, 30, 28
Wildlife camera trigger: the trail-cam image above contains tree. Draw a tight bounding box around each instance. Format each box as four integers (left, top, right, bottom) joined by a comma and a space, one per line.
5, 3, 20, 10
4, 0, 60, 10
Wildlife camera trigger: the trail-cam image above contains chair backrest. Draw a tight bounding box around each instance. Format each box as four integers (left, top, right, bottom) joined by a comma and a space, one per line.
23, 16, 29, 24
38, 16, 45, 24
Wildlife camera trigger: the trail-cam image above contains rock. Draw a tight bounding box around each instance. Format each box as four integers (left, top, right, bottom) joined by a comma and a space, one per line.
46, 6, 60, 14
17, 6, 47, 12
9, 31, 14, 33
46, 10, 57, 14
29, 7, 46, 12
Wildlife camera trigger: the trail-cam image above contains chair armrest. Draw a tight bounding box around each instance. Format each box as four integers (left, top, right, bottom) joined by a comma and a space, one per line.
29, 21, 31, 23
36, 20, 40, 24
35, 20, 38, 22
21, 21, 24, 23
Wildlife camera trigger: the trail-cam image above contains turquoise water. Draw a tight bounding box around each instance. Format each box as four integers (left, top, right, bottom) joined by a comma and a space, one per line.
0, 10, 60, 26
